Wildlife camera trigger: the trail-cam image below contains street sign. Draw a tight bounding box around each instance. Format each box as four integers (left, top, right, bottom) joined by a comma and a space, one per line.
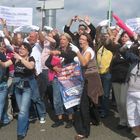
37, 0, 64, 10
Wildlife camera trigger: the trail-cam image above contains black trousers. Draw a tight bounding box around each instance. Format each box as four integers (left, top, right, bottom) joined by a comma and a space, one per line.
37, 70, 53, 107
74, 81, 90, 137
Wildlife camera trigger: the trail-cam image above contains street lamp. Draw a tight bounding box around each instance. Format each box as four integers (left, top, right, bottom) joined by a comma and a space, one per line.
107, 0, 112, 27
36, 0, 46, 30
36, 0, 64, 30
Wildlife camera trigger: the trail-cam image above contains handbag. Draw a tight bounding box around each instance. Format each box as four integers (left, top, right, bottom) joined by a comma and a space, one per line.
83, 58, 99, 77
48, 56, 61, 81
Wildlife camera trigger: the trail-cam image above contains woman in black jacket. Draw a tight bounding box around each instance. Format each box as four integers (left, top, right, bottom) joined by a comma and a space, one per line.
45, 33, 77, 128
105, 31, 133, 129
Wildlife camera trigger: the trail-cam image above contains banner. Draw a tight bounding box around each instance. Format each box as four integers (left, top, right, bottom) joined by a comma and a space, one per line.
0, 6, 32, 26
126, 18, 140, 34
57, 63, 84, 109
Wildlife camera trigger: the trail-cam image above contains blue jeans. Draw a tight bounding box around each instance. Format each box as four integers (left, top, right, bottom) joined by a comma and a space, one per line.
2, 111, 11, 124
52, 78, 73, 115
0, 82, 8, 120
100, 73, 112, 115
15, 87, 31, 136
29, 76, 46, 119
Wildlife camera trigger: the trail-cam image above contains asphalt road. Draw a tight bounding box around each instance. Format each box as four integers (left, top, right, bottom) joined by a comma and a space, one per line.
0, 106, 135, 140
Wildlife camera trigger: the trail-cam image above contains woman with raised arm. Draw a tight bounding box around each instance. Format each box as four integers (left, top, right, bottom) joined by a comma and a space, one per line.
0, 42, 35, 140
45, 33, 77, 128
70, 32, 103, 140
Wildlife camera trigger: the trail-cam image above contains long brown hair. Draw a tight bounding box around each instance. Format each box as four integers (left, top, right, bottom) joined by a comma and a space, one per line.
80, 32, 93, 49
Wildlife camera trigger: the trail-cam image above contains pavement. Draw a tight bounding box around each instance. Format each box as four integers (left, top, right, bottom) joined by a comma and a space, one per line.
0, 105, 136, 140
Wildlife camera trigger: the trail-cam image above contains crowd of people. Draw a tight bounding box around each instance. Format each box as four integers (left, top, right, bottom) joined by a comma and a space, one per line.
0, 15, 140, 140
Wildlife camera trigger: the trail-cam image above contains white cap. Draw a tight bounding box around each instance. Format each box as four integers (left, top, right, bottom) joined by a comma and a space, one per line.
13, 25, 40, 33
13, 26, 23, 33
44, 26, 53, 31
98, 20, 109, 27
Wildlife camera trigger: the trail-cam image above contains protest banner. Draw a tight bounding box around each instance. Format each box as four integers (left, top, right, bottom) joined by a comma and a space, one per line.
126, 18, 140, 34
0, 6, 32, 26
57, 63, 84, 109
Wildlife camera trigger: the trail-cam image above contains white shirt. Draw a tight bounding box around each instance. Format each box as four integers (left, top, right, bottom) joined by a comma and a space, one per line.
41, 42, 51, 70
82, 47, 95, 60
31, 43, 43, 75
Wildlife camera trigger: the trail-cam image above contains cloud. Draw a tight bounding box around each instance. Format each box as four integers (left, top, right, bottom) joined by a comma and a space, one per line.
0, 0, 140, 31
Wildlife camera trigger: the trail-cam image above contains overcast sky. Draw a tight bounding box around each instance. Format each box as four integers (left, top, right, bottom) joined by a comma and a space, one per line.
0, 0, 139, 32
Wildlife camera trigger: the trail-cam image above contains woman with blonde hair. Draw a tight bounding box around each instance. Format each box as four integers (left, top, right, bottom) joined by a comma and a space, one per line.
45, 33, 77, 128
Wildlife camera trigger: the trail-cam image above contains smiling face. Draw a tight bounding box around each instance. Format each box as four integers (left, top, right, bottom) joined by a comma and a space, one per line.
18, 45, 29, 57
120, 32, 130, 45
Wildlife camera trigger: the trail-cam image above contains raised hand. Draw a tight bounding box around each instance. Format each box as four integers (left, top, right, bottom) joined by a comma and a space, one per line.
83, 16, 91, 25
72, 15, 78, 22
0, 18, 6, 26
13, 52, 22, 60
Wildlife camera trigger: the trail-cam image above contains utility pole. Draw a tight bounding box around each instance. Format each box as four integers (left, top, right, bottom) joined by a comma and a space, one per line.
36, 0, 64, 30
36, 0, 47, 30
46, 9, 56, 28
107, 0, 112, 27
42, 0, 46, 30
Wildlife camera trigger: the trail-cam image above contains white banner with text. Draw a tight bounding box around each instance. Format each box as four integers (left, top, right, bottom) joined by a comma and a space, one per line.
0, 6, 33, 26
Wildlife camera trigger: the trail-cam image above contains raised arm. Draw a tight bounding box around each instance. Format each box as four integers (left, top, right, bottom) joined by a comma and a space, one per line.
64, 16, 78, 39
0, 18, 11, 41
69, 43, 92, 66
77, 51, 92, 66
79, 16, 96, 40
